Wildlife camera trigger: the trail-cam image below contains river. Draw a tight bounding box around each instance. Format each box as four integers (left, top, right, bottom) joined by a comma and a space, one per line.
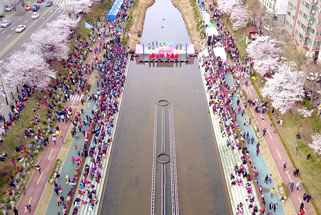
100, 0, 231, 214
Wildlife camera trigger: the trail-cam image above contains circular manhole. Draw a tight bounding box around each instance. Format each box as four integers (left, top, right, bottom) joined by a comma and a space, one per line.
158, 99, 169, 106
157, 153, 170, 164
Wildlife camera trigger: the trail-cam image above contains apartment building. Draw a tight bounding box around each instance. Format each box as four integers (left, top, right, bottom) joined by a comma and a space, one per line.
285, 0, 321, 61
259, 0, 289, 24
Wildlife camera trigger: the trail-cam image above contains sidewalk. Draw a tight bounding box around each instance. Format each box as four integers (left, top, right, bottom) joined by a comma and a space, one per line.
225, 73, 285, 214
16, 32, 102, 215
241, 79, 315, 215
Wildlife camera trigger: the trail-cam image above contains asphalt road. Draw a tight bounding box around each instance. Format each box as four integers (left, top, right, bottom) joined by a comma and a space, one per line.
0, 0, 66, 117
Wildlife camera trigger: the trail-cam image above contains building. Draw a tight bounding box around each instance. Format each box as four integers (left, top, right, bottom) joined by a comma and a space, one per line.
285, 0, 321, 61
259, 0, 289, 25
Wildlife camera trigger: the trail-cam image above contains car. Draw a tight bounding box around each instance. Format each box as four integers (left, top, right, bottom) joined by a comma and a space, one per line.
45, 1, 53, 7
25, 5, 32, 11
37, 0, 44, 3
0, 19, 11, 28
15, 25, 26, 33
31, 12, 39, 19
5, 4, 13, 12
31, 4, 40, 11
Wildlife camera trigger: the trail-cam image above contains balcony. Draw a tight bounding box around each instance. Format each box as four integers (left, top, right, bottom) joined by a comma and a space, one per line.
311, 0, 318, 5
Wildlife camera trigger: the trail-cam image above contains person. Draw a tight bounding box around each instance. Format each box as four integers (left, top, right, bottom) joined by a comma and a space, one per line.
306, 194, 312, 203
270, 188, 275, 198
283, 162, 287, 171
60, 195, 65, 205
27, 204, 31, 213
296, 181, 302, 191
35, 164, 41, 173
300, 202, 305, 211
57, 196, 61, 206
303, 193, 307, 201
307, 153, 311, 160
54, 186, 59, 195
288, 181, 294, 192
13, 207, 18, 215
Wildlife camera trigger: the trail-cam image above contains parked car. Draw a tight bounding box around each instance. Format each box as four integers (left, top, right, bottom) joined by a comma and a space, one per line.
15, 25, 26, 33
0, 19, 11, 28
25, 5, 32, 11
4, 3, 13, 12
31, 12, 39, 19
45, 1, 53, 7
31, 4, 40, 11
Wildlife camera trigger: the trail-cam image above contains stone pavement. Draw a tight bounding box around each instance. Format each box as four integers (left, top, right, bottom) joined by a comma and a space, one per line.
241, 77, 316, 215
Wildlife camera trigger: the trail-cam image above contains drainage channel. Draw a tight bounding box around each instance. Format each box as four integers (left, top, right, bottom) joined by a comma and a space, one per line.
151, 100, 179, 215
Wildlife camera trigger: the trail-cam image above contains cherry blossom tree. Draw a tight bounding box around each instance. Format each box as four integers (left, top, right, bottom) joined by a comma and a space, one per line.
3, 43, 55, 92
246, 36, 281, 76
216, 0, 249, 30
309, 133, 321, 156
31, 15, 79, 60
62, 0, 93, 15
261, 64, 304, 114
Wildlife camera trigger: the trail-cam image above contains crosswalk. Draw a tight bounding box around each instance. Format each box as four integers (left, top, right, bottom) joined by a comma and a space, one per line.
69, 94, 84, 102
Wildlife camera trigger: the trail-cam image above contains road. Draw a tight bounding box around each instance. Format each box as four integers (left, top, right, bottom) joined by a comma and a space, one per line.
0, 0, 66, 114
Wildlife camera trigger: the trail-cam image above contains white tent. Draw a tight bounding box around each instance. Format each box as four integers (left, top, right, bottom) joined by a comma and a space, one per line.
213, 47, 227, 61
205, 27, 218, 37
201, 12, 211, 25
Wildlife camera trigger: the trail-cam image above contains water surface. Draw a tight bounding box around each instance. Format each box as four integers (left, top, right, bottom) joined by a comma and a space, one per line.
101, 0, 231, 214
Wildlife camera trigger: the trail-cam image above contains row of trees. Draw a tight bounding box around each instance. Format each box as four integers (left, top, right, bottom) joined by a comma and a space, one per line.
216, 0, 249, 30
2, 0, 94, 92
246, 36, 305, 114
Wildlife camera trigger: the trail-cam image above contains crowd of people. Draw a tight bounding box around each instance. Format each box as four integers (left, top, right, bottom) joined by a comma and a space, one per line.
199, 0, 285, 214
48, 2, 131, 215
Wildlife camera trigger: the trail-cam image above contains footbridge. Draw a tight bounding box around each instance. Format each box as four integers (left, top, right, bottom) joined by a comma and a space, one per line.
151, 100, 179, 215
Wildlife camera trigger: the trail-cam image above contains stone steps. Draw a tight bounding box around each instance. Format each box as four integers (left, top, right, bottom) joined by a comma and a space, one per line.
197, 50, 260, 214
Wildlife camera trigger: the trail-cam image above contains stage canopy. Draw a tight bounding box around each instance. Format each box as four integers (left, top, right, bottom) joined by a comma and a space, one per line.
206, 26, 218, 37
213, 47, 227, 61
107, 0, 123, 21
201, 11, 211, 25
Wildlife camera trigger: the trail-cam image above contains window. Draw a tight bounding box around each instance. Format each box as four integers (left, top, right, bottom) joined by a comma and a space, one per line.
303, 13, 308, 19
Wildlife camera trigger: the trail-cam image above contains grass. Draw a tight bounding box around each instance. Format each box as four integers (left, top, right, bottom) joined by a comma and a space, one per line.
0, 92, 48, 194
273, 111, 321, 212
250, 77, 321, 214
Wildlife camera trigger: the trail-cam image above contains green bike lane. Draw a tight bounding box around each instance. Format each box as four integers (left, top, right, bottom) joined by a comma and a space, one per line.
46, 83, 98, 215
225, 73, 285, 215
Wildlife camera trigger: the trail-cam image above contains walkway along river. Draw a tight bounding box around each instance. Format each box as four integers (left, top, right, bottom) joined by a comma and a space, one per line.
100, 0, 231, 214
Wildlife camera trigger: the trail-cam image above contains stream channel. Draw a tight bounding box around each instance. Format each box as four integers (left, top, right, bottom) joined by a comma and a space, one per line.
100, 0, 232, 214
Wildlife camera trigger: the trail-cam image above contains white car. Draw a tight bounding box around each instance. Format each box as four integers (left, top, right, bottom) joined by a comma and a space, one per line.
15, 25, 26, 33
31, 12, 40, 19
0, 19, 11, 28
